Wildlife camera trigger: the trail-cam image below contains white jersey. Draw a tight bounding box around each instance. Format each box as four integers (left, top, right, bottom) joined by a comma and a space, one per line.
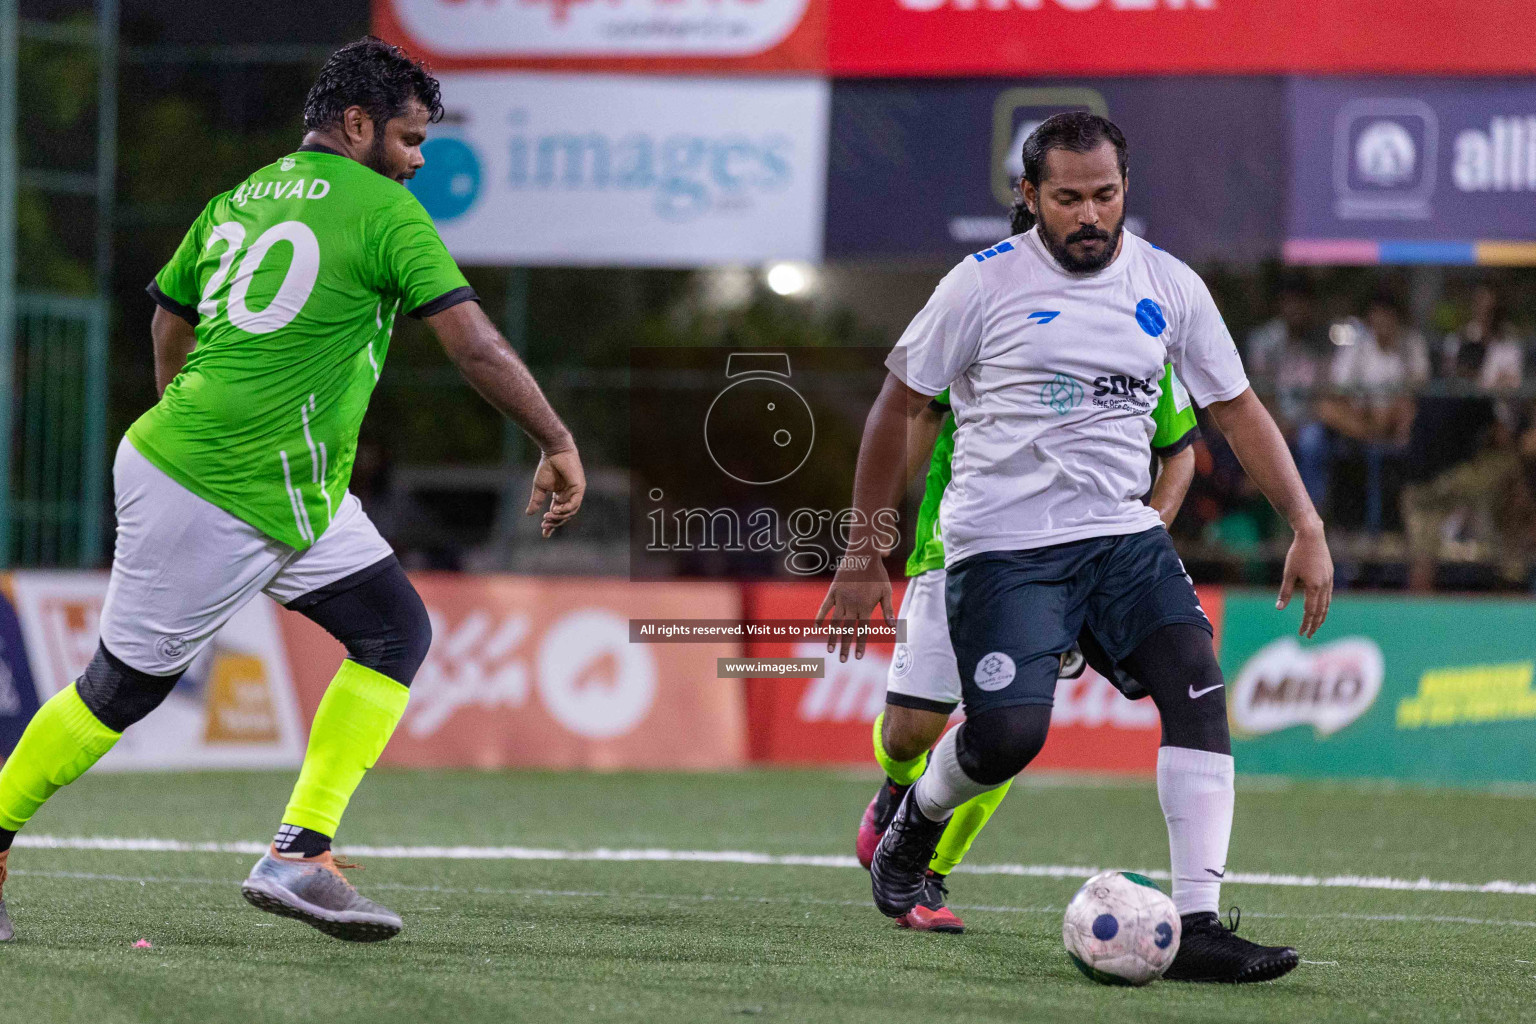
887, 227, 1248, 565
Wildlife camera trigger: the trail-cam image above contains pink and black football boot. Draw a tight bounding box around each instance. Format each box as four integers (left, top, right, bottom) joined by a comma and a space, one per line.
857, 777, 911, 870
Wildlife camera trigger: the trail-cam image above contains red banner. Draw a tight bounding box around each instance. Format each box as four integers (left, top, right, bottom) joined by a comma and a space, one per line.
742, 580, 1226, 773
828, 1, 1536, 77
374, 0, 825, 73
281, 575, 748, 770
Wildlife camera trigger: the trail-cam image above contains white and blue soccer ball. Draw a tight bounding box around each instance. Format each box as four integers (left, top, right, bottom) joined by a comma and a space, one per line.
1062, 870, 1181, 986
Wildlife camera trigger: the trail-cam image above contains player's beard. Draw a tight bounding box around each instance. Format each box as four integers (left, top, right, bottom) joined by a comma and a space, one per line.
1039, 211, 1125, 274
362, 131, 405, 183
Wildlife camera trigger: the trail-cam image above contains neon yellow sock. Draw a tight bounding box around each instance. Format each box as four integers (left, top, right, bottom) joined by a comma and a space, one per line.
872, 711, 929, 787
0, 683, 121, 832
281, 661, 409, 837
929, 778, 1012, 875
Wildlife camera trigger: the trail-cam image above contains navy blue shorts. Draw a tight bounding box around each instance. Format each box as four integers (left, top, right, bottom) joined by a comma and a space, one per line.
944, 527, 1211, 715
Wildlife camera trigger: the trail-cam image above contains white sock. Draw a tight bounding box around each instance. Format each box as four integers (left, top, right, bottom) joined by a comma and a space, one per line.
912, 726, 1003, 822
1157, 745, 1235, 917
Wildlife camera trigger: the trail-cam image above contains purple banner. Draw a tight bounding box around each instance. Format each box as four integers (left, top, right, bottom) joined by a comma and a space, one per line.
1287, 78, 1536, 265
825, 78, 1286, 264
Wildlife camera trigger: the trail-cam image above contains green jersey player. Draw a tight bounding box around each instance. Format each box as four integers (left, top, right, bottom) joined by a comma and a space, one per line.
854, 366, 1200, 932
0, 40, 584, 944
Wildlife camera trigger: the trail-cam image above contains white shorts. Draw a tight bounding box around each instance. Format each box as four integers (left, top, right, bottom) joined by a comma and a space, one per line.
885, 568, 962, 712
100, 438, 395, 676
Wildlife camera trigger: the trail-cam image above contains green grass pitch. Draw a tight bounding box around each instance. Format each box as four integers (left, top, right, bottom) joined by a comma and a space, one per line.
2, 768, 1534, 1023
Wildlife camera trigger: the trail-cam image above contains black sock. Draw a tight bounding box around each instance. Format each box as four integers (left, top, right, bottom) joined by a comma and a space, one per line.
272, 823, 332, 858
0, 828, 14, 853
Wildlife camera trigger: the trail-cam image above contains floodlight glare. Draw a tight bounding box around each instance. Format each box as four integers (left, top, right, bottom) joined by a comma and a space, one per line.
765, 262, 813, 297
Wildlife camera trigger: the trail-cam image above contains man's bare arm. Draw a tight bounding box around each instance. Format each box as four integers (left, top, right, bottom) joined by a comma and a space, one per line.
425, 300, 584, 536
903, 401, 945, 500
1208, 386, 1333, 637
1148, 445, 1195, 528
427, 301, 572, 453
816, 372, 933, 660
151, 306, 197, 397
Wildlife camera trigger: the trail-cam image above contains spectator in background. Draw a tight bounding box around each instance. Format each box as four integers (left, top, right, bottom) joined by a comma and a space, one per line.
1400, 342, 1498, 589
1247, 276, 1329, 502
1440, 283, 1524, 391
1402, 396, 1536, 591
1304, 289, 1430, 532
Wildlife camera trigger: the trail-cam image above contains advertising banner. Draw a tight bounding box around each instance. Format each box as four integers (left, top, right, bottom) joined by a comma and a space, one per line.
375, 0, 824, 73
827, 1, 1536, 77
740, 581, 1227, 772
825, 79, 1284, 263
1286, 79, 1536, 266
5, 573, 307, 771
0, 580, 41, 757
408, 74, 829, 267
280, 575, 748, 770
1220, 593, 1536, 785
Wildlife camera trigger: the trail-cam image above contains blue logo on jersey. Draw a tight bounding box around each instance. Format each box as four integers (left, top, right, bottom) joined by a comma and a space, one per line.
1027, 311, 1061, 324
971, 240, 1016, 263
408, 137, 481, 222
1039, 373, 1083, 416
1135, 298, 1167, 337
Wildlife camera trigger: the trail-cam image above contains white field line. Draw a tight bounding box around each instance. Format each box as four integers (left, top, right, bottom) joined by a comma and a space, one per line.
12, 868, 1536, 932
16, 834, 1536, 898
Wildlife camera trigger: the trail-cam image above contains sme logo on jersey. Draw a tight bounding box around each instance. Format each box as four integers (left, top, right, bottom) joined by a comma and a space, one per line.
1091, 374, 1156, 413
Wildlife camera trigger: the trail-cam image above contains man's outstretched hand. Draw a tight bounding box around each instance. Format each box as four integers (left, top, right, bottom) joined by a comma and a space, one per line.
815, 556, 895, 663
1277, 521, 1333, 638
527, 448, 586, 538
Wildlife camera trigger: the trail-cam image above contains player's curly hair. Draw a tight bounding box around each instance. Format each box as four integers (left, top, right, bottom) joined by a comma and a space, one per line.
1011, 111, 1128, 234
303, 37, 443, 134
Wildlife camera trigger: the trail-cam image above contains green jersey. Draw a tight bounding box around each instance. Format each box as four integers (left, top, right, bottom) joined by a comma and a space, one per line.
133, 147, 474, 549
905, 365, 1199, 577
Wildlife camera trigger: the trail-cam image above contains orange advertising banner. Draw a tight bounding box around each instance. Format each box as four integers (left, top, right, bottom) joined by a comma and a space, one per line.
742, 580, 1227, 774
280, 575, 748, 771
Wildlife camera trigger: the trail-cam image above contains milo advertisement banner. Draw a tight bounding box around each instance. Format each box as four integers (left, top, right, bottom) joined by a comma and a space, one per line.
1220, 593, 1536, 785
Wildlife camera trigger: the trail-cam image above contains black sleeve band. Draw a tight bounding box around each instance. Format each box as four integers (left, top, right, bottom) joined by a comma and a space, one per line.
147, 281, 199, 326
1152, 426, 1201, 459
407, 286, 480, 320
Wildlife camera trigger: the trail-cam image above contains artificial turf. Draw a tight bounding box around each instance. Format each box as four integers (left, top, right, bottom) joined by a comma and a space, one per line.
2, 769, 1533, 1023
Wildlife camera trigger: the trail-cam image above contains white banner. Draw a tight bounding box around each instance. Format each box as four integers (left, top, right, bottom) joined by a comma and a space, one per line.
9, 573, 305, 771
387, 0, 813, 58
409, 74, 829, 266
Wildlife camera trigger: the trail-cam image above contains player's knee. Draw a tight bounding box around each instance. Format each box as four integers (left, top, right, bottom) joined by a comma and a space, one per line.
298, 559, 433, 687
956, 704, 1051, 786
75, 643, 184, 733
881, 704, 948, 762
349, 576, 431, 686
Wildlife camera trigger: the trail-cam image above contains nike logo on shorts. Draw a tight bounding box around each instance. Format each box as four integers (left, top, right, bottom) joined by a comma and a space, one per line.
1189, 683, 1224, 699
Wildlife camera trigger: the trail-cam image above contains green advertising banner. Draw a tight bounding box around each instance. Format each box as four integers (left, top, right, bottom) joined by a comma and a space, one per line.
1218, 592, 1536, 785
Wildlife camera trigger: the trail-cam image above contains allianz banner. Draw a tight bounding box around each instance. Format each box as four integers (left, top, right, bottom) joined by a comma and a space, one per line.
1220, 593, 1536, 785
409, 74, 829, 266
1286, 79, 1536, 266
825, 79, 1283, 263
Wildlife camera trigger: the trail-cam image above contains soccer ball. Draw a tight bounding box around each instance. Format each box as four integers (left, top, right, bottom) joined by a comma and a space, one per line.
1062, 870, 1181, 986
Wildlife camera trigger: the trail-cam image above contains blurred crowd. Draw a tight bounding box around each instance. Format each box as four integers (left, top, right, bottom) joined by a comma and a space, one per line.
1187, 277, 1536, 591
